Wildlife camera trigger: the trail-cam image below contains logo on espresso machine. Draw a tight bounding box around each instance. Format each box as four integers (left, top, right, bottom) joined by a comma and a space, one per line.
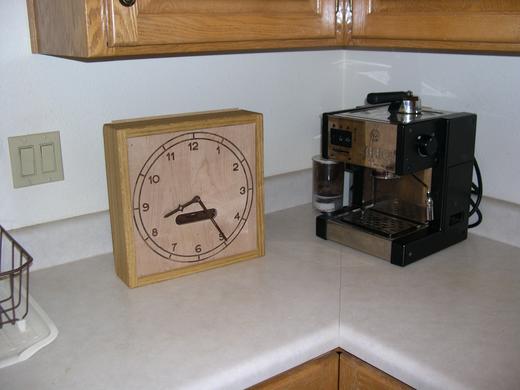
364, 128, 395, 169
370, 128, 380, 143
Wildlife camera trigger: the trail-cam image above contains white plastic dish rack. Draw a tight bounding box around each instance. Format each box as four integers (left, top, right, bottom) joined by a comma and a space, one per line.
0, 225, 58, 369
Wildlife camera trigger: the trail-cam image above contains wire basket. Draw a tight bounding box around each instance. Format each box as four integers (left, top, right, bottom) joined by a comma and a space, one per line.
0, 225, 33, 328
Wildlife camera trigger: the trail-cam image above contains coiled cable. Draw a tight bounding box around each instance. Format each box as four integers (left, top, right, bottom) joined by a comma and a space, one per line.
468, 159, 483, 228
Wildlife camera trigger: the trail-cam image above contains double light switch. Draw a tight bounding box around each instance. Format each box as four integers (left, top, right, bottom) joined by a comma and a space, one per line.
8, 131, 64, 188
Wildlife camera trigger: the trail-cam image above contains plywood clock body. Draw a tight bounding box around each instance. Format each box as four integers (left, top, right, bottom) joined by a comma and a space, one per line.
129, 126, 257, 277
104, 110, 264, 288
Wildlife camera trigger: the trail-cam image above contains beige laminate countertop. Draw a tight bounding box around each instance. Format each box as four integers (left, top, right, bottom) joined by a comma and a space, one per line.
1, 204, 519, 389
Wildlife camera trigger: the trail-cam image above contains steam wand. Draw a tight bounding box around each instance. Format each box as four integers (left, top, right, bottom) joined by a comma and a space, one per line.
411, 174, 434, 222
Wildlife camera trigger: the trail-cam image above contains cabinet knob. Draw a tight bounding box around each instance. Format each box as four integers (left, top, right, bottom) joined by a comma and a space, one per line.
119, 0, 136, 6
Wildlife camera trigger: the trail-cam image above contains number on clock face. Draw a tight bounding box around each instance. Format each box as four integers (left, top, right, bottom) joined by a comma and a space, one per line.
132, 131, 254, 263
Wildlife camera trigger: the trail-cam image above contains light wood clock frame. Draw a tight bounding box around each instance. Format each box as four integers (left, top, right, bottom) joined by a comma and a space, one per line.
104, 109, 264, 288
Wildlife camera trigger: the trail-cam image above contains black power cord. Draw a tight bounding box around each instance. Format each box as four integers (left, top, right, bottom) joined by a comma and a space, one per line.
468, 159, 483, 228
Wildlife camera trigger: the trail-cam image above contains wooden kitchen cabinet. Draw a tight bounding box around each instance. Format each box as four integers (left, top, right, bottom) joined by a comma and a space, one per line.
251, 350, 412, 389
27, 0, 344, 58
347, 0, 520, 53
339, 351, 412, 390
27, 0, 520, 58
250, 351, 339, 390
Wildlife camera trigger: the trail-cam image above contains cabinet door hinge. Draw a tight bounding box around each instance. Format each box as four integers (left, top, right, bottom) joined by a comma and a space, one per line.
346, 0, 353, 31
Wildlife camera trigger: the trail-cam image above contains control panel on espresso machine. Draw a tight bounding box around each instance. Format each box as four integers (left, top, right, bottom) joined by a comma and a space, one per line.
316, 91, 477, 266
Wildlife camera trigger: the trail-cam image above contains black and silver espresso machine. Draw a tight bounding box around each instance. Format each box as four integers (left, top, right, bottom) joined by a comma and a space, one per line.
315, 91, 477, 266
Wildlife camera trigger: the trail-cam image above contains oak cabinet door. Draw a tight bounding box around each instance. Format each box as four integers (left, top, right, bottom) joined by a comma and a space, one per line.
349, 0, 520, 53
107, 0, 341, 48
250, 351, 339, 390
339, 352, 412, 390
28, 0, 343, 58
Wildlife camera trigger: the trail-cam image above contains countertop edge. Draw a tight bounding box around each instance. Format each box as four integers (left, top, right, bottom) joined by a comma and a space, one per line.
182, 322, 339, 390
339, 324, 468, 390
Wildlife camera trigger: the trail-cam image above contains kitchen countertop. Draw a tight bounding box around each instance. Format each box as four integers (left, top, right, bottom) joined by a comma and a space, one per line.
1, 204, 519, 389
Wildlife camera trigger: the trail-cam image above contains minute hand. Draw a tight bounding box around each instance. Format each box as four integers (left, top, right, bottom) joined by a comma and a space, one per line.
198, 199, 227, 241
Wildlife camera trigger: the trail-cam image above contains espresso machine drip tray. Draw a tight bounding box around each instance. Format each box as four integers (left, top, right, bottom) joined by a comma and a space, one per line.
340, 208, 425, 239
372, 199, 428, 225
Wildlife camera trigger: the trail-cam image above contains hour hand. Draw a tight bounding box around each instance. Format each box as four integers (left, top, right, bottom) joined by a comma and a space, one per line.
163, 196, 200, 218
175, 209, 217, 225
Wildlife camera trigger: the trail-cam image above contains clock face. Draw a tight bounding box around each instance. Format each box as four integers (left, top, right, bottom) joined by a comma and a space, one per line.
126, 124, 258, 277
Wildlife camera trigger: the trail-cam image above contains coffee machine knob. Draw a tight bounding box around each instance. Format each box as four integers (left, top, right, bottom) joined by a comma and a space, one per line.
417, 135, 438, 157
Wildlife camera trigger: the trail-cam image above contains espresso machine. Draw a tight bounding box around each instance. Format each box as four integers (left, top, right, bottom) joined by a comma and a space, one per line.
315, 91, 477, 266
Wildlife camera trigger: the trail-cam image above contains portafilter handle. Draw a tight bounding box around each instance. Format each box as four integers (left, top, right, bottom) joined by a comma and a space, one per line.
366, 91, 421, 115
366, 91, 412, 104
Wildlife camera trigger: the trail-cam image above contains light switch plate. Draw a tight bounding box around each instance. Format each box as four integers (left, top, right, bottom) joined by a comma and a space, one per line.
8, 131, 64, 188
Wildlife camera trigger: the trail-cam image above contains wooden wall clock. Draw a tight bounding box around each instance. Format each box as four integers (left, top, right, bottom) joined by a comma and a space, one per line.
104, 109, 264, 288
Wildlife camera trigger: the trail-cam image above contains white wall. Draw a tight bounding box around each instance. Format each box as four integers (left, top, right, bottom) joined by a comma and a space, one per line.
0, 1, 345, 230
12, 169, 314, 271
341, 50, 520, 205
2, 1, 520, 237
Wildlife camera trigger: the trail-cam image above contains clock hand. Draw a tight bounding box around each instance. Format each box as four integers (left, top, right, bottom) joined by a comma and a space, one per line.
197, 198, 227, 241
175, 209, 217, 225
163, 196, 201, 219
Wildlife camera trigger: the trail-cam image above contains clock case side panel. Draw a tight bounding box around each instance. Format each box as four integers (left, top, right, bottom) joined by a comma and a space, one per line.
254, 114, 265, 259
107, 110, 265, 288
103, 125, 139, 288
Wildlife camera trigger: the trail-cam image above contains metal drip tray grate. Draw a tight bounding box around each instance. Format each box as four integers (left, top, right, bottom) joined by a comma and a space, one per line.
340, 208, 424, 239
372, 199, 427, 224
